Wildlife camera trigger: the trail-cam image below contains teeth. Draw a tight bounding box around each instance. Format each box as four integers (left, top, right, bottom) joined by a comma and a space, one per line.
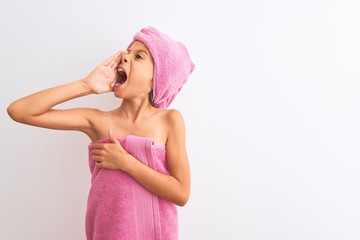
117, 68, 125, 72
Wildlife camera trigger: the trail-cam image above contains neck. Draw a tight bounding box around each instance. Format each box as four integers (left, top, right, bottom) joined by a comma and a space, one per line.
117, 99, 156, 123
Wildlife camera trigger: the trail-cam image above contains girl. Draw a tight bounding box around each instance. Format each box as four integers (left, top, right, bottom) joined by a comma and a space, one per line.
7, 26, 195, 240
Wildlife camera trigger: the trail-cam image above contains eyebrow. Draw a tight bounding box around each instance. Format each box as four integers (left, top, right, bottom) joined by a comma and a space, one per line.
129, 49, 149, 55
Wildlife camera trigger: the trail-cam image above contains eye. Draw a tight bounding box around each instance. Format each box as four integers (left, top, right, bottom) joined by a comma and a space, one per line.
135, 54, 143, 60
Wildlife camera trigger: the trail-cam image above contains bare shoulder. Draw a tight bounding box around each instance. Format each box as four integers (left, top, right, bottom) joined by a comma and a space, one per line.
154, 109, 185, 131
162, 109, 186, 140
150, 108, 184, 124
163, 109, 185, 124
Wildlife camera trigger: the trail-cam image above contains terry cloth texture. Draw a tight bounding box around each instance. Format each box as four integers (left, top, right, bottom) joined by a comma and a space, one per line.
128, 26, 195, 109
86, 135, 178, 240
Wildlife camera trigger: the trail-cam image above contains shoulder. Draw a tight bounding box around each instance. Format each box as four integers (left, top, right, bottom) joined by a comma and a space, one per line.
161, 109, 185, 139
160, 109, 186, 150
165, 108, 183, 119
163, 109, 185, 126
151, 108, 184, 124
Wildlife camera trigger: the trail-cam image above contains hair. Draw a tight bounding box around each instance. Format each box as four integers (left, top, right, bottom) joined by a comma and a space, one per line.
149, 90, 157, 108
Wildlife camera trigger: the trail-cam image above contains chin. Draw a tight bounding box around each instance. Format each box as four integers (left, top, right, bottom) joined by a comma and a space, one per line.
113, 91, 124, 99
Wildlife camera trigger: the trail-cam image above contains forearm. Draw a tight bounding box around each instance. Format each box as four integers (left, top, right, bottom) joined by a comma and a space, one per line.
8, 50, 121, 125
123, 154, 190, 206
8, 79, 92, 121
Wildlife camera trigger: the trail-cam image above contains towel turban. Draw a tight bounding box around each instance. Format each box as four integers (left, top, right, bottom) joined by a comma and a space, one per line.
128, 26, 195, 109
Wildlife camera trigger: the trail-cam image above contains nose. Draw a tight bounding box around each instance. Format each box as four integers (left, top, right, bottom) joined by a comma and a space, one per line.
120, 50, 129, 63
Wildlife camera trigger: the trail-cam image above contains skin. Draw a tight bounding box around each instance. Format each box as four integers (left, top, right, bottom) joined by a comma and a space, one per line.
7, 41, 190, 206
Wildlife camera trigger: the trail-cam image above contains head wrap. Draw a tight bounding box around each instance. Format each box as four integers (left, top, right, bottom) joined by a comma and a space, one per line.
128, 26, 195, 108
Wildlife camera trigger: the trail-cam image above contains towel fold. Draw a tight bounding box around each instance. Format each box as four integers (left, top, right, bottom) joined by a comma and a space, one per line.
86, 135, 178, 240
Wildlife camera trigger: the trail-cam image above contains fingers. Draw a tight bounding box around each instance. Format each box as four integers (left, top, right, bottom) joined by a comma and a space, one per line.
92, 154, 101, 161
90, 143, 105, 168
108, 129, 119, 144
91, 149, 102, 155
103, 52, 118, 66
90, 143, 103, 149
110, 52, 123, 68
95, 160, 104, 168
92, 151, 104, 167
103, 50, 123, 67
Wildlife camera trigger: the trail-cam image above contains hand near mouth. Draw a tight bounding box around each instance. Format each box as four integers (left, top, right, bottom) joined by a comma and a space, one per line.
82, 50, 124, 94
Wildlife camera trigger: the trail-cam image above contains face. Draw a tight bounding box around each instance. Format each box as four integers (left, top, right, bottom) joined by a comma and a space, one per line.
113, 41, 154, 100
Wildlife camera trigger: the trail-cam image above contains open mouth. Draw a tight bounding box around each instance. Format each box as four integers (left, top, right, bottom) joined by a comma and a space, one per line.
113, 68, 127, 87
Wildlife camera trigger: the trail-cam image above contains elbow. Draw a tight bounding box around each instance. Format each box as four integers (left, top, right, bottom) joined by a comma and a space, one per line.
7, 102, 18, 121
175, 191, 190, 207
7, 102, 24, 123
172, 178, 191, 206
176, 199, 189, 207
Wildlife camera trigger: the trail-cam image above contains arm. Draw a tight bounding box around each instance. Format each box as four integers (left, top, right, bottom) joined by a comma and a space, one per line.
126, 111, 190, 206
7, 51, 123, 133
7, 80, 93, 131
91, 111, 191, 206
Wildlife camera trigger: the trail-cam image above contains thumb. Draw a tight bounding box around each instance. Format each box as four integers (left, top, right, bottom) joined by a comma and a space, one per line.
108, 130, 118, 144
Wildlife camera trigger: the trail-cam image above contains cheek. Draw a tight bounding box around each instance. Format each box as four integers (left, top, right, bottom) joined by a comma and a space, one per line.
147, 63, 154, 80
130, 70, 153, 89
144, 68, 154, 84
147, 71, 153, 82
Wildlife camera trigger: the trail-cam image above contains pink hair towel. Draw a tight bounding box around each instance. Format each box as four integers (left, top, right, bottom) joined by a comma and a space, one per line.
129, 26, 195, 109
86, 135, 178, 240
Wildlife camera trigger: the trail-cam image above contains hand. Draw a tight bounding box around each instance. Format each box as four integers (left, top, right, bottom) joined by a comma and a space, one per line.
82, 51, 123, 94
90, 130, 130, 170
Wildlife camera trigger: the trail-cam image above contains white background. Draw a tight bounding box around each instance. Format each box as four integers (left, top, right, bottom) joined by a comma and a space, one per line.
1, 0, 360, 239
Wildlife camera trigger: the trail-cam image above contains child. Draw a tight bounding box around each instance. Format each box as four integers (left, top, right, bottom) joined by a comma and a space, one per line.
7, 26, 195, 240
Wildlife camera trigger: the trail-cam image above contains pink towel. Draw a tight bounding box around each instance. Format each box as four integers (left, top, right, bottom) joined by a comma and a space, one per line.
128, 26, 195, 109
86, 135, 178, 240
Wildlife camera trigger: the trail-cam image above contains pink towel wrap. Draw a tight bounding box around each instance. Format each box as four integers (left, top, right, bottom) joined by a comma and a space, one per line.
86, 135, 178, 240
128, 26, 195, 109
